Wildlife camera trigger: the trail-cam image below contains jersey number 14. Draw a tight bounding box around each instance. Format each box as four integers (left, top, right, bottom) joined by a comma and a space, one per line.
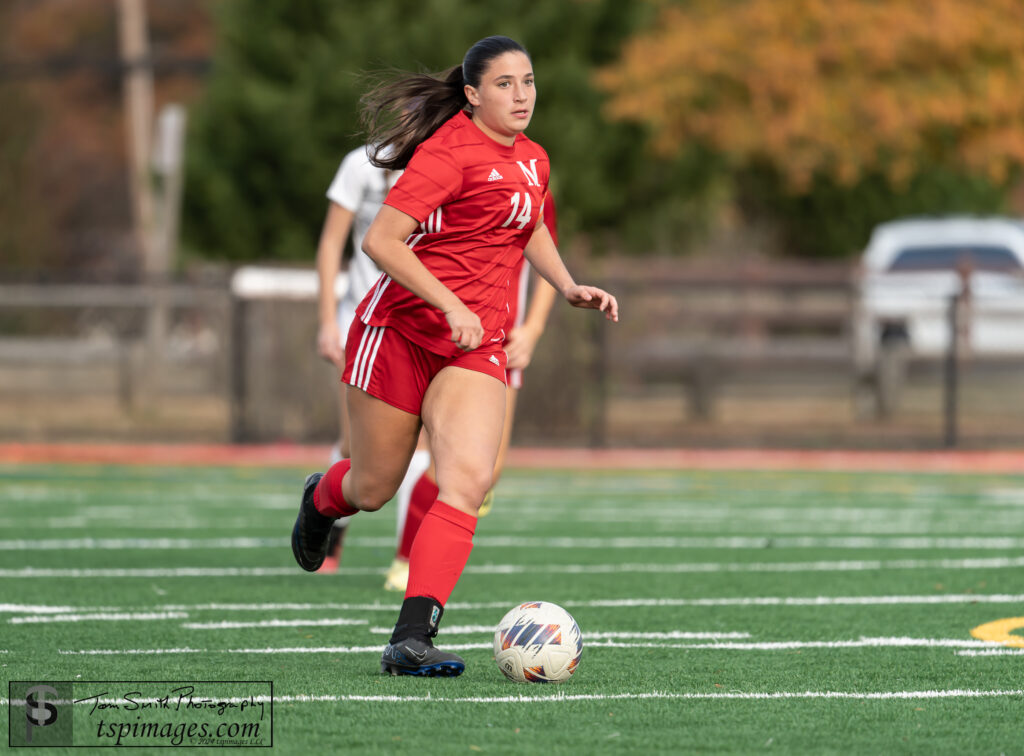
501, 192, 533, 230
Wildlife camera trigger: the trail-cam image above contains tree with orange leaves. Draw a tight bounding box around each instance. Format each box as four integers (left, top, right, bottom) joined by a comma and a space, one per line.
598, 0, 1024, 197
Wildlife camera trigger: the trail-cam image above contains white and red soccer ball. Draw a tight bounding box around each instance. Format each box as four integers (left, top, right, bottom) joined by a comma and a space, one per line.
493, 601, 583, 683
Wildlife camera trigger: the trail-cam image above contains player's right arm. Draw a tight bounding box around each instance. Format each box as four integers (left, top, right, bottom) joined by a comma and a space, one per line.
362, 205, 483, 351
315, 202, 355, 366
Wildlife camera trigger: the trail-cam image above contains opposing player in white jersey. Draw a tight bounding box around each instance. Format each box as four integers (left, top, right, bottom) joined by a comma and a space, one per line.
314, 145, 431, 572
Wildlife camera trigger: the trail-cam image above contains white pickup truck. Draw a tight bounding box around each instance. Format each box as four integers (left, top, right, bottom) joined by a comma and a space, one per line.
853, 217, 1024, 370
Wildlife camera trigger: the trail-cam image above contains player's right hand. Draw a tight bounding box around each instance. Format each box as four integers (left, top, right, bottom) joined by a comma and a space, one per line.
317, 322, 344, 367
505, 323, 541, 370
444, 305, 484, 352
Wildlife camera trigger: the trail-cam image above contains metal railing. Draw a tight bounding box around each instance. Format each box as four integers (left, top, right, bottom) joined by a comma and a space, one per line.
1, 267, 1022, 448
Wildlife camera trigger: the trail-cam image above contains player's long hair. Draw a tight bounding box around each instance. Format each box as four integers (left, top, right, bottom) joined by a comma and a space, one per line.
361, 36, 530, 171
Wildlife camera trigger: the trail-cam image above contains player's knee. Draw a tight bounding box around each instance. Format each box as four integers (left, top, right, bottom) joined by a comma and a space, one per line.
443, 467, 493, 512
351, 490, 389, 512
473, 469, 495, 502
348, 475, 396, 512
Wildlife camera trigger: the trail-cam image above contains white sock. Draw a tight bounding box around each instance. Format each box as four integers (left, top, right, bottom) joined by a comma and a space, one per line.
328, 444, 350, 531
395, 450, 431, 539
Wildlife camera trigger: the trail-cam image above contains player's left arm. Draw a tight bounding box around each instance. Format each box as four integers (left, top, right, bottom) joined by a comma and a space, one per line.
522, 222, 618, 323
505, 236, 558, 370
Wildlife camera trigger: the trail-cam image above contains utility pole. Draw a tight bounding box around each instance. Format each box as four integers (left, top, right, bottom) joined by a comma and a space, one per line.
118, 0, 155, 260
118, 0, 166, 408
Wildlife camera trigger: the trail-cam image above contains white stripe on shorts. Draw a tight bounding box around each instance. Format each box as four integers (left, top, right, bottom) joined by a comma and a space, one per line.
353, 326, 386, 391
350, 325, 373, 387
360, 327, 386, 391
352, 325, 377, 389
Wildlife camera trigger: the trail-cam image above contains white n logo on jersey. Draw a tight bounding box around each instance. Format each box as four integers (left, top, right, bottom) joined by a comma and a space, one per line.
517, 159, 540, 187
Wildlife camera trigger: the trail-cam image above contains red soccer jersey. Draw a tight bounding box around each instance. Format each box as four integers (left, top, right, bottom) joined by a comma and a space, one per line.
357, 110, 550, 357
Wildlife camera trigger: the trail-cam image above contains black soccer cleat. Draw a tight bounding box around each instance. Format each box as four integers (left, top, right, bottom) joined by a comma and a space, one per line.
380, 637, 466, 677
290, 472, 335, 572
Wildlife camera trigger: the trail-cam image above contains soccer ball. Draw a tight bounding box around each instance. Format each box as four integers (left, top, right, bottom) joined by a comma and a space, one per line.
493, 601, 583, 683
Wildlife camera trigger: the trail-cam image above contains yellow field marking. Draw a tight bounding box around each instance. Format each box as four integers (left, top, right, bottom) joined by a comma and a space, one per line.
970, 617, 1024, 648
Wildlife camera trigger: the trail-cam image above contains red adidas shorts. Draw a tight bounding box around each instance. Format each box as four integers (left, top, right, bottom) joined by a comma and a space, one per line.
343, 319, 508, 415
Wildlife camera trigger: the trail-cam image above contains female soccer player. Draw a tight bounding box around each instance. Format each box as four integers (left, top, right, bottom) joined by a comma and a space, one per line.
291, 35, 617, 677
316, 150, 551, 585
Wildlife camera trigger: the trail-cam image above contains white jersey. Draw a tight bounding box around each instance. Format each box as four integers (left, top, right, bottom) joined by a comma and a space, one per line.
326, 146, 402, 310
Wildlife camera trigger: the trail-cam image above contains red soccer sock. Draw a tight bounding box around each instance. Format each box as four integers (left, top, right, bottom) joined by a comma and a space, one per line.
404, 500, 476, 605
397, 472, 440, 560
313, 459, 360, 518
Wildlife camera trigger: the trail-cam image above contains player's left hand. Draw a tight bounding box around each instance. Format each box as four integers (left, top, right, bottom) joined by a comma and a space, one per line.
565, 285, 619, 322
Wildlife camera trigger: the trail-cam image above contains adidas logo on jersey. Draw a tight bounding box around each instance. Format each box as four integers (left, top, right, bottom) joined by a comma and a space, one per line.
487, 168, 503, 182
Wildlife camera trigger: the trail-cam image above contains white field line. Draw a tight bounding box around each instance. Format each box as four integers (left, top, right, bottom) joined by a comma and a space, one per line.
56, 637, 1001, 656
9, 535, 1024, 551
182, 618, 368, 629
178, 624, 740, 637
36, 519, 264, 531
368, 626, 751, 639
57, 647, 207, 656
1, 602, 407, 615
221, 688, 1024, 702
5, 555, 1024, 579
465, 557, 1024, 574
573, 595, 1024, 608
5, 688, 1024, 707
0, 604, 115, 614
473, 536, 1024, 550
9, 612, 187, 625
583, 638, 994, 650
488, 501, 996, 517
58, 643, 492, 656
0, 537, 284, 550
958, 649, 1024, 657
16, 518, 1024, 535
6, 593, 1024, 616
0, 567, 330, 578
509, 507, 1024, 529
4, 614, 365, 628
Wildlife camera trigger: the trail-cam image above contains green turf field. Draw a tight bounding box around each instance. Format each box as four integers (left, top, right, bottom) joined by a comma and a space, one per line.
3, 461, 1024, 754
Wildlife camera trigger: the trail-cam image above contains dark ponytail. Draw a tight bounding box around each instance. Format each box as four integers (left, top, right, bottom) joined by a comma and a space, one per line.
360, 66, 466, 171
360, 36, 530, 171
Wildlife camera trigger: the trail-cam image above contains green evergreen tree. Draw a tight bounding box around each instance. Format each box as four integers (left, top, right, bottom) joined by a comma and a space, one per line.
183, 0, 694, 262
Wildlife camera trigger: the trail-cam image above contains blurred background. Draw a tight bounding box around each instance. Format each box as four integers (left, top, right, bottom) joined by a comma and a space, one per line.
2, 0, 1023, 449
